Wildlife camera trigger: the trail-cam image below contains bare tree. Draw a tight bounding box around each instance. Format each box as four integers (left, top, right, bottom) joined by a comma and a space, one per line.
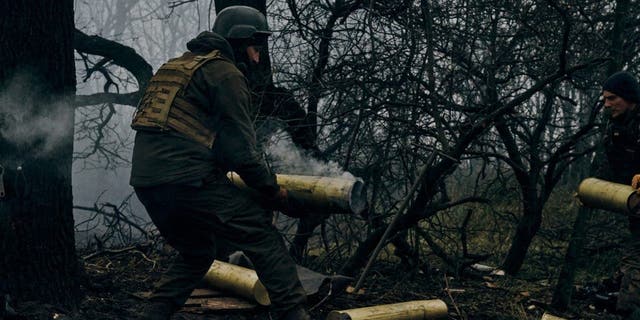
68, 1, 639, 292
0, 0, 81, 308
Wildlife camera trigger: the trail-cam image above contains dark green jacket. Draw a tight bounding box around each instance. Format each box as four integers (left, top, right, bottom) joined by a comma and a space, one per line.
130, 31, 279, 196
597, 107, 640, 184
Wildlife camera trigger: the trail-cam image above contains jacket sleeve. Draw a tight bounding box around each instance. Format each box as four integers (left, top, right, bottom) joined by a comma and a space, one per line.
593, 147, 613, 181
207, 67, 279, 196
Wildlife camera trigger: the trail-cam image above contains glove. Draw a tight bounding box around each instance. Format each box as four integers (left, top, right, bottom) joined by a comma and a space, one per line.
268, 187, 305, 218
633, 174, 640, 192
266, 186, 290, 213
273, 186, 288, 209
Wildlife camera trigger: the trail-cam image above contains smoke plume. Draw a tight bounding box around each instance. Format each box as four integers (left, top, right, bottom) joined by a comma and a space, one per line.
0, 72, 74, 156
265, 129, 356, 180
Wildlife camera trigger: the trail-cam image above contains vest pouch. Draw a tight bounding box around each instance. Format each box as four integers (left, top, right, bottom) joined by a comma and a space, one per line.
132, 85, 180, 130
131, 50, 224, 149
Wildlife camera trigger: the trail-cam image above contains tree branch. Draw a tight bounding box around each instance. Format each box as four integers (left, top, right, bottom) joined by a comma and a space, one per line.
73, 29, 153, 107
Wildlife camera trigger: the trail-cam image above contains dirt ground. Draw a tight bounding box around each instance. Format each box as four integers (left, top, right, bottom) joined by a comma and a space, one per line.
7, 246, 625, 320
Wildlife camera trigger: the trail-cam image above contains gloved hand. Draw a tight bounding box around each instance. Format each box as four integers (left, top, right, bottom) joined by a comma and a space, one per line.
632, 174, 640, 192
273, 186, 288, 209
268, 187, 305, 218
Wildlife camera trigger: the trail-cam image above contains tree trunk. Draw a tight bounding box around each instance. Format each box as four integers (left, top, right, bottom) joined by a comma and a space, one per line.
501, 203, 543, 275
607, 0, 630, 75
339, 227, 386, 277
0, 0, 81, 309
215, 0, 266, 13
552, 206, 592, 310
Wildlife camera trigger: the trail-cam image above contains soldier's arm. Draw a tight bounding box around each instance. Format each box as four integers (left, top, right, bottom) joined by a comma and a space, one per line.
209, 67, 279, 196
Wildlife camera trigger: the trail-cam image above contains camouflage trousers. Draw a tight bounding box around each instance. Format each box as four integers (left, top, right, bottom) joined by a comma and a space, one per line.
618, 217, 640, 316
134, 172, 306, 315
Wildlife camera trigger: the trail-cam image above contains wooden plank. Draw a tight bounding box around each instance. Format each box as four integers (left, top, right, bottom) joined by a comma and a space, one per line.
181, 296, 257, 311
189, 288, 225, 298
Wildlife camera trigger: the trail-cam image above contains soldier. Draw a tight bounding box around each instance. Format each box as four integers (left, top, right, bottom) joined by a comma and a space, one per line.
130, 6, 309, 320
598, 71, 640, 318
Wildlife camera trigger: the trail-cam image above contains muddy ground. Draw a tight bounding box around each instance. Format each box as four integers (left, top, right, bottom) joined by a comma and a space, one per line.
8, 246, 623, 320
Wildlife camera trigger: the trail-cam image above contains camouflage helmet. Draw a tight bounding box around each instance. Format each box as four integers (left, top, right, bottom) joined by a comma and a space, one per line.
213, 5, 271, 40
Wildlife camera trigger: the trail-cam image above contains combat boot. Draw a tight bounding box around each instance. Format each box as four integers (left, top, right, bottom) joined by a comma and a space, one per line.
138, 300, 176, 320
271, 305, 311, 320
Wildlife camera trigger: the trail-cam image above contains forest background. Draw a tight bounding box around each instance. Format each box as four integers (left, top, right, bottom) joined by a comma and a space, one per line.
1, 0, 639, 319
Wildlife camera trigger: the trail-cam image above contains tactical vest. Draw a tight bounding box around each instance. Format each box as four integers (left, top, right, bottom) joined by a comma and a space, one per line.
131, 50, 227, 149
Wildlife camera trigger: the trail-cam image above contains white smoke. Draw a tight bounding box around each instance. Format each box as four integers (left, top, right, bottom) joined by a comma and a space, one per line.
0, 72, 74, 156
265, 129, 356, 180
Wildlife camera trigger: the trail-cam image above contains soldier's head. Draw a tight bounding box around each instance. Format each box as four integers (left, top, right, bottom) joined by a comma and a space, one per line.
213, 5, 270, 66
602, 71, 640, 119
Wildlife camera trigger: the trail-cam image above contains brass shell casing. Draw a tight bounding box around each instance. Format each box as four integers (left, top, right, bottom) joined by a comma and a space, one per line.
326, 299, 448, 320
576, 177, 640, 215
227, 172, 366, 215
203, 260, 270, 306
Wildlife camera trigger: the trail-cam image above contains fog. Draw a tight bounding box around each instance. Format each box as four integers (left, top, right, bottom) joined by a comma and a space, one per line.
0, 72, 74, 158
72, 0, 195, 246
71, 0, 347, 246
